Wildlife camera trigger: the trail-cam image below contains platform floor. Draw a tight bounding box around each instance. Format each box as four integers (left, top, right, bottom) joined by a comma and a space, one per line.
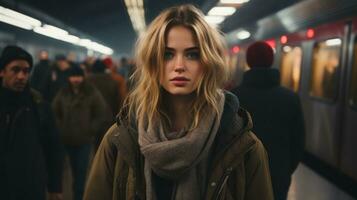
287, 164, 356, 200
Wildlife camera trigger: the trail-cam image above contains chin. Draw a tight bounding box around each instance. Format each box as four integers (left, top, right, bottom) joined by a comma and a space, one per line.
166, 88, 195, 96
12, 87, 25, 92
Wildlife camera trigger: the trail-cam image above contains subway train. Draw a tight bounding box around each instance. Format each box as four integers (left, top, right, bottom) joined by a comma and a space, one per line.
225, 0, 357, 197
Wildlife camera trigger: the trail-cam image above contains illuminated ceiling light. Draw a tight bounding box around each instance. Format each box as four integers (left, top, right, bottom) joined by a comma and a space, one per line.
62, 35, 80, 44
325, 38, 341, 46
78, 39, 92, 47
0, 14, 33, 30
283, 46, 292, 53
236, 30, 250, 40
0, 6, 41, 27
208, 7, 236, 16
220, 0, 250, 4
124, 0, 146, 35
42, 24, 68, 35
205, 16, 225, 24
280, 35, 288, 44
0, 6, 113, 55
34, 26, 64, 40
77, 39, 113, 55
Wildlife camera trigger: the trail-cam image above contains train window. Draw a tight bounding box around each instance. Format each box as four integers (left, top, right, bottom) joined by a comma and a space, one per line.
349, 37, 357, 107
310, 38, 342, 101
280, 45, 302, 92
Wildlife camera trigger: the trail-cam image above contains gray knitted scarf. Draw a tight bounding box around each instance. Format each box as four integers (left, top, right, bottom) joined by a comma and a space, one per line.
138, 90, 225, 200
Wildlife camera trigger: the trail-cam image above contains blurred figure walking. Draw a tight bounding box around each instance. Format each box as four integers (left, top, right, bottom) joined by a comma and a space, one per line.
88, 59, 120, 150
232, 41, 305, 200
52, 64, 107, 200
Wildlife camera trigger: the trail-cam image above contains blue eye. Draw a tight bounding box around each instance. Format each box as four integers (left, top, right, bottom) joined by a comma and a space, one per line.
164, 51, 174, 60
186, 51, 200, 60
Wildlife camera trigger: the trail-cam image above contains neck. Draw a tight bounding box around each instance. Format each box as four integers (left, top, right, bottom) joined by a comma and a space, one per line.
0, 83, 29, 107
71, 84, 81, 94
163, 92, 195, 131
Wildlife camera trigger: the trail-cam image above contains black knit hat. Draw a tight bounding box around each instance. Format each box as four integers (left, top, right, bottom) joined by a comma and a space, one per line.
68, 63, 85, 77
0, 45, 33, 71
92, 59, 106, 73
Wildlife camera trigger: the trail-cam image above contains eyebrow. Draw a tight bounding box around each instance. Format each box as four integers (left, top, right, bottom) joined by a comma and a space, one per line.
165, 47, 199, 51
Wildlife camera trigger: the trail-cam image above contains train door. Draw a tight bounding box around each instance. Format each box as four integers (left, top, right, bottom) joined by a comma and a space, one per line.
300, 21, 347, 167
340, 19, 357, 182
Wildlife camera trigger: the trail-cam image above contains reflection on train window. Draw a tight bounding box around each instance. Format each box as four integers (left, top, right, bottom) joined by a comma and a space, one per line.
310, 38, 341, 101
226, 53, 238, 84
349, 38, 357, 107
237, 50, 249, 72
230, 50, 249, 86
280, 46, 302, 92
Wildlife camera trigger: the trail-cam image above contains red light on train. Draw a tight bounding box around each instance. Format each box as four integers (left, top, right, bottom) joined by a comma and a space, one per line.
265, 39, 276, 49
307, 29, 314, 38
280, 35, 288, 44
232, 45, 240, 54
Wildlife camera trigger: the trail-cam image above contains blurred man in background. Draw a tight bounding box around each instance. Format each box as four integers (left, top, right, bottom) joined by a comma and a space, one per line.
0, 45, 63, 200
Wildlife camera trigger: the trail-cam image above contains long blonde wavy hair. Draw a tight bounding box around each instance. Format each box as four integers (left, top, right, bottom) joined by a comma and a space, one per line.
125, 4, 228, 129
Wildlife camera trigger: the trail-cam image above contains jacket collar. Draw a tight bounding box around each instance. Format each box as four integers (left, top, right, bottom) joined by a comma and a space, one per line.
242, 68, 280, 89
0, 81, 33, 108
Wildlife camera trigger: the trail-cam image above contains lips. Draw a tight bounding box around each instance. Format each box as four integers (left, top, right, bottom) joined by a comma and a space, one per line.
170, 77, 190, 87
170, 77, 190, 81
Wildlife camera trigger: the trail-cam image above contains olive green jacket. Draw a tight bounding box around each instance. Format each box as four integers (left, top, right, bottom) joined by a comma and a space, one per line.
84, 93, 274, 200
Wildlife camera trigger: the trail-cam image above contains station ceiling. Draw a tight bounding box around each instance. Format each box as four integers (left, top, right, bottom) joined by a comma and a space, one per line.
7, 0, 299, 56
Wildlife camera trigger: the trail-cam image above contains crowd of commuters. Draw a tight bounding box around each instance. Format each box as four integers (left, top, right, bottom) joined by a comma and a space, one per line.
0, 45, 129, 200
0, 4, 305, 200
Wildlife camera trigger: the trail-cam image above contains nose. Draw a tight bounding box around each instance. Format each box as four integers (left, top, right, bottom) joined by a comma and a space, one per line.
174, 54, 185, 73
16, 70, 27, 80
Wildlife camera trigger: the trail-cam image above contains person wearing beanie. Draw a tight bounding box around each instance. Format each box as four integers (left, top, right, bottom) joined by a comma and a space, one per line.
52, 63, 107, 200
232, 41, 305, 200
87, 59, 122, 152
29, 50, 52, 99
103, 57, 128, 104
0, 45, 64, 200
39, 53, 71, 102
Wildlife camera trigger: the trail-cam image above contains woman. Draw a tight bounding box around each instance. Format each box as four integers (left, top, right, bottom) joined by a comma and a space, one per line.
84, 4, 273, 200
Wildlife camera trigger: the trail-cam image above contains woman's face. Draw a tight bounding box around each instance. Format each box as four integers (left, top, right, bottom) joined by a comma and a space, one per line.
160, 25, 204, 96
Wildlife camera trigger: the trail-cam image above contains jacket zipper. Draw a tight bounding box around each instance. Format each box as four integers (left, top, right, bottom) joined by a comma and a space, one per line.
213, 167, 233, 200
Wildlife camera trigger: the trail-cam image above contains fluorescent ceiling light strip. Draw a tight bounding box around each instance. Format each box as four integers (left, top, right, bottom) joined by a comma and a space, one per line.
34, 27, 79, 45
130, 0, 137, 7
204, 16, 225, 24
43, 24, 68, 35
34, 27, 66, 40
236, 30, 250, 40
62, 35, 80, 44
138, 0, 143, 7
0, 6, 41, 27
0, 14, 33, 30
208, 7, 236, 16
124, 1, 146, 35
79, 39, 92, 47
220, 0, 250, 4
